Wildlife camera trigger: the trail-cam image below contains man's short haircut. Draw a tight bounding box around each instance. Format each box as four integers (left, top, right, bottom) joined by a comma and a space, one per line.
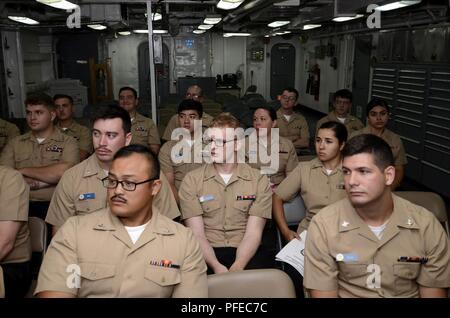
25, 93, 55, 110
91, 104, 131, 134
254, 105, 277, 121
178, 99, 203, 118
119, 86, 138, 99
210, 112, 240, 129
317, 121, 347, 145
334, 89, 353, 103
366, 97, 389, 117
281, 87, 299, 100
343, 134, 395, 170
53, 94, 74, 105
114, 144, 160, 180
187, 85, 203, 97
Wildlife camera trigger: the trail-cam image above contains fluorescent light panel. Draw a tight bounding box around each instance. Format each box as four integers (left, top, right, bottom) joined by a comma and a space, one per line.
375, 0, 421, 11
203, 16, 222, 25
87, 24, 107, 30
223, 32, 251, 37
36, 0, 78, 10
303, 24, 321, 30
217, 0, 244, 10
118, 31, 131, 36
193, 30, 206, 34
133, 29, 168, 34
198, 24, 214, 30
8, 16, 40, 25
332, 14, 364, 22
268, 21, 290, 28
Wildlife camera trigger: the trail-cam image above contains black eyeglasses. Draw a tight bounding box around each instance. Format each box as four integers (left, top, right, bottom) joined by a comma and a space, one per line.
101, 176, 158, 191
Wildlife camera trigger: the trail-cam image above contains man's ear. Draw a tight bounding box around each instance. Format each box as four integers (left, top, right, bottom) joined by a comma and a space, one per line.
151, 179, 161, 196
125, 132, 132, 146
50, 110, 56, 122
384, 165, 396, 186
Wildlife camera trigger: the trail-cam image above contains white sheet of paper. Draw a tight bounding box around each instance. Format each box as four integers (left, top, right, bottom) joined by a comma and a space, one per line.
275, 230, 307, 276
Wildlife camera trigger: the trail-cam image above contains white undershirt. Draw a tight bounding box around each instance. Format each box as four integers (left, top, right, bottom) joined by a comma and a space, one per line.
336, 117, 346, 124
36, 138, 46, 144
283, 114, 292, 122
131, 117, 135, 122
219, 173, 233, 184
125, 221, 150, 244
368, 220, 389, 240
325, 169, 333, 175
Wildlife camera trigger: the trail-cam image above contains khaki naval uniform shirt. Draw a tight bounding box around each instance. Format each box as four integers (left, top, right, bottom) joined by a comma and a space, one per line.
0, 129, 80, 201
350, 126, 408, 166
57, 120, 93, 154
275, 157, 346, 233
0, 118, 20, 154
316, 111, 364, 136
35, 208, 207, 297
131, 113, 160, 147
162, 113, 214, 141
276, 109, 309, 148
179, 163, 272, 248
0, 165, 31, 265
304, 195, 450, 297
46, 154, 180, 228
158, 139, 203, 190
245, 135, 298, 187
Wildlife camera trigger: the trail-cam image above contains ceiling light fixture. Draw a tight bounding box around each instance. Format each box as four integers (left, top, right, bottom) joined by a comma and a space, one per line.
268, 21, 290, 28
217, 0, 244, 10
303, 24, 321, 30
36, 0, 78, 10
118, 31, 131, 36
332, 14, 364, 22
375, 0, 421, 11
87, 24, 107, 30
223, 32, 251, 37
203, 15, 222, 25
8, 16, 40, 25
193, 30, 206, 34
198, 24, 214, 30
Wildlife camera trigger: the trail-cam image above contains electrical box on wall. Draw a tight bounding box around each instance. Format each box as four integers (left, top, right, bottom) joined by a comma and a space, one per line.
250, 47, 264, 62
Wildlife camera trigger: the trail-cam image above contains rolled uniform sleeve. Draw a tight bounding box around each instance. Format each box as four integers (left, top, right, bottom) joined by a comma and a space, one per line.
34, 217, 79, 296
416, 215, 450, 288
275, 163, 301, 202
147, 119, 161, 145
173, 228, 208, 297
285, 140, 299, 175
78, 126, 93, 154
179, 171, 203, 220
0, 139, 16, 167
304, 217, 339, 291
46, 172, 76, 227
248, 174, 272, 219
158, 142, 174, 174
61, 136, 80, 165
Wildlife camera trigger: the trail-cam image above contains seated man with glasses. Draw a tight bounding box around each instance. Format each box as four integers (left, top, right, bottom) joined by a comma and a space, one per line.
46, 105, 180, 236
35, 144, 207, 297
162, 85, 214, 141
276, 87, 310, 155
179, 113, 272, 274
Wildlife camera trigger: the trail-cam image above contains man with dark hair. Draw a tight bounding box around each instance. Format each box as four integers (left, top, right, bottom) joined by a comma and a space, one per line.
158, 99, 204, 202
0, 118, 20, 154
54, 94, 92, 161
162, 85, 214, 141
46, 105, 180, 236
316, 89, 364, 136
350, 97, 407, 189
304, 134, 450, 298
118, 86, 161, 154
0, 93, 80, 219
276, 87, 310, 155
36, 144, 207, 298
